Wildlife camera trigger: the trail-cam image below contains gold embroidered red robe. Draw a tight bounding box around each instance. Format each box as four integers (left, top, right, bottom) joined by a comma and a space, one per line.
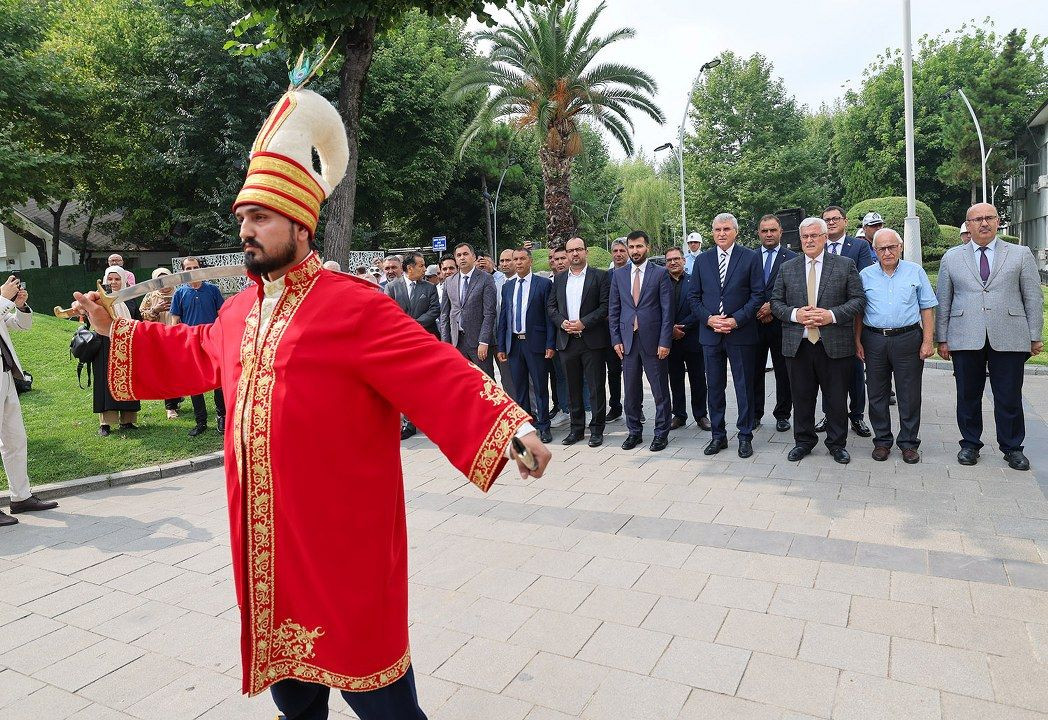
107, 252, 529, 695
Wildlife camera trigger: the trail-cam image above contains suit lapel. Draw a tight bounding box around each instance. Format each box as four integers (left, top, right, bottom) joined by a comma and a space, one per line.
960, 242, 981, 285
986, 241, 1008, 287
816, 254, 835, 306
722, 247, 742, 288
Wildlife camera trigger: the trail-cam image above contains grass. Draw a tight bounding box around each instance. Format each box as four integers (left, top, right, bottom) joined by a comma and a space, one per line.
1, 313, 223, 490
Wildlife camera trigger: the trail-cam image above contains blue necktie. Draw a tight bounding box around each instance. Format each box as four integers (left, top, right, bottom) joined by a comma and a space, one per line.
763, 248, 775, 285
830, 242, 840, 255
514, 277, 524, 333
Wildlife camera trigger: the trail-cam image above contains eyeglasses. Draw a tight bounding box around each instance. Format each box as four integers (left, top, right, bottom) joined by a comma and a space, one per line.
666, 257, 683, 263
800, 232, 827, 241
566, 247, 585, 253
875, 244, 900, 254
824, 216, 844, 223
965, 215, 997, 225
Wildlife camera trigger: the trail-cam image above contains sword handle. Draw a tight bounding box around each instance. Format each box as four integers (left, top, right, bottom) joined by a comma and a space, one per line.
53, 281, 117, 320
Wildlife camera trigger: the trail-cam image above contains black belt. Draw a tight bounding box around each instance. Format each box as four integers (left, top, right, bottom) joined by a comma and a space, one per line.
513, 333, 526, 340
863, 323, 920, 337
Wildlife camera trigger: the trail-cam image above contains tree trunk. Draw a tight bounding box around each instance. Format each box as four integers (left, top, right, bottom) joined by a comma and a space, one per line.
79, 212, 95, 265
46, 199, 69, 267
538, 144, 578, 250
324, 20, 377, 268
481, 175, 493, 255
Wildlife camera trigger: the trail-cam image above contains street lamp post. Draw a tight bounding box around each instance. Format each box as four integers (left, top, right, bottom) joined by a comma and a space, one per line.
957, 87, 988, 203
604, 185, 624, 249
901, 0, 922, 263
492, 159, 514, 259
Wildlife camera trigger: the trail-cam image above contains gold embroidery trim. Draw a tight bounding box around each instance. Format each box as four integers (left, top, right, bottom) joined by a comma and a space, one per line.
253, 648, 412, 697
235, 187, 318, 227
469, 403, 531, 492
285, 252, 322, 287
107, 318, 138, 401
273, 618, 324, 662
479, 370, 514, 407
247, 156, 324, 202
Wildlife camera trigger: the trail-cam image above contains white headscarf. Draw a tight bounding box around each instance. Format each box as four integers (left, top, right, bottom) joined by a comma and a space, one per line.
102, 266, 132, 319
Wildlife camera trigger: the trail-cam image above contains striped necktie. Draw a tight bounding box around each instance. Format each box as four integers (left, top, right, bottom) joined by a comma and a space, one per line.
718, 251, 727, 313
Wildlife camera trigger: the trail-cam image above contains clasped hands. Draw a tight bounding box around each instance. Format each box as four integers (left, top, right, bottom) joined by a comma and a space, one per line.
795, 305, 833, 328
561, 319, 585, 335
706, 314, 738, 334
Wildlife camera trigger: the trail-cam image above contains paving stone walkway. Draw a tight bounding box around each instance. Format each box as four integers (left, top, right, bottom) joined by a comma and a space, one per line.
1, 366, 1047, 719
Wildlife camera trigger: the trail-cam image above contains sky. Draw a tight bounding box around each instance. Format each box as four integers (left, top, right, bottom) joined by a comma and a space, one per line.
470, 0, 1048, 159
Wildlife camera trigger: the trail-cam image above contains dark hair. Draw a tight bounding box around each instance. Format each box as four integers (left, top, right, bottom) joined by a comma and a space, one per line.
664, 247, 684, 259
551, 246, 568, 255
382, 255, 403, 268
626, 230, 650, 244
823, 205, 846, 218
440, 255, 457, 266
757, 214, 782, 228
182, 256, 203, 268
513, 247, 533, 258
402, 251, 424, 269
476, 250, 491, 259
454, 242, 475, 255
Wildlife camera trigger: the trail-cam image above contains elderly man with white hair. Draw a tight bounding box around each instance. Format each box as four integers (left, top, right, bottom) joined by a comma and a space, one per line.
855, 227, 937, 464
107, 253, 135, 284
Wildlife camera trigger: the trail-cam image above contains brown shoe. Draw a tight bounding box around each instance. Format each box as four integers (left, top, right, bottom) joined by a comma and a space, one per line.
871, 446, 891, 461
0, 509, 17, 526
670, 416, 686, 430
901, 448, 920, 464
9, 495, 58, 514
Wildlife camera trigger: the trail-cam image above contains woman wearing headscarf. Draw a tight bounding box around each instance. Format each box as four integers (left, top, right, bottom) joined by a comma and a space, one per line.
92, 265, 141, 436
139, 267, 184, 419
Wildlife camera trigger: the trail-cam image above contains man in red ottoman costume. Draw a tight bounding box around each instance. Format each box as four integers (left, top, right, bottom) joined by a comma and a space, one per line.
73, 83, 551, 720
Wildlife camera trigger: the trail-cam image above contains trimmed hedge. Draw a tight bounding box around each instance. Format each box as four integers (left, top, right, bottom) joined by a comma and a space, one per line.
846, 197, 940, 246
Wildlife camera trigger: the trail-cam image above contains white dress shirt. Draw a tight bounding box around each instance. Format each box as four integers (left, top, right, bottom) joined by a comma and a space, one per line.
630, 259, 649, 297
511, 273, 533, 333
790, 251, 836, 339
565, 265, 588, 321
826, 236, 844, 256
717, 244, 734, 271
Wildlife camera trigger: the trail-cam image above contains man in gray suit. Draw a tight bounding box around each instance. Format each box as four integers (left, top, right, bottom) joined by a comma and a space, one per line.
386, 251, 440, 339
771, 217, 866, 464
439, 242, 498, 377
935, 203, 1044, 471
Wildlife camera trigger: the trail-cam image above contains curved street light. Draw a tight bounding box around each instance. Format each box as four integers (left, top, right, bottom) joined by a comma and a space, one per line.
957, 87, 988, 203
604, 185, 624, 249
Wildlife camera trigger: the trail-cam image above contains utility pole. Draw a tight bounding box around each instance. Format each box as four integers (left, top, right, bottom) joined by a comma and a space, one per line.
901, 0, 922, 263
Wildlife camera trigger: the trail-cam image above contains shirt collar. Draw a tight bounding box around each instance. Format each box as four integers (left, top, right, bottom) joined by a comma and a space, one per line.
718, 243, 734, 257
632, 259, 649, 273
263, 273, 285, 300
763, 244, 780, 254
518, 272, 533, 283
973, 238, 997, 252
568, 264, 588, 277
807, 251, 825, 265
251, 251, 321, 299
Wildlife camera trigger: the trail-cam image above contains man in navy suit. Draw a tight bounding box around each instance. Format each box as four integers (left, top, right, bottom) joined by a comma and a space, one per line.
664, 247, 710, 431
497, 248, 555, 444
753, 215, 796, 433
688, 213, 765, 458
817, 205, 875, 437
609, 230, 674, 452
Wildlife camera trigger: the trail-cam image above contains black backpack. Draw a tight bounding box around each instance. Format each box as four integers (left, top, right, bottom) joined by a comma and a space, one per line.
70, 324, 103, 388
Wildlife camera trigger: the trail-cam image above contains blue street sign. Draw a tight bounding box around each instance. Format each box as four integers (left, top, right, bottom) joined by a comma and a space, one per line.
432, 236, 447, 251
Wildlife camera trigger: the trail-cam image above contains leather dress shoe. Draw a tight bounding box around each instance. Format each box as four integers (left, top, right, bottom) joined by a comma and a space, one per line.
831, 447, 851, 464
787, 445, 812, 462
704, 437, 728, 455
850, 419, 872, 437
539, 429, 553, 444
696, 416, 712, 431
621, 434, 643, 450
1004, 450, 1030, 471
670, 416, 686, 430
775, 419, 791, 432
188, 425, 208, 437
814, 417, 827, 433
119, 422, 138, 430
649, 435, 669, 452
400, 423, 417, 440
562, 432, 584, 446
98, 424, 111, 437
957, 447, 979, 466
9, 495, 58, 513
217, 415, 225, 432
901, 448, 920, 464
738, 439, 753, 458
871, 446, 891, 461
588, 433, 603, 447
0, 509, 17, 527
606, 407, 623, 422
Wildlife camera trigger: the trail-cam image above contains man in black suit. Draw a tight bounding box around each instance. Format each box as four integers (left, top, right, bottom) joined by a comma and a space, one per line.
664, 248, 710, 432
688, 213, 764, 458
753, 215, 796, 433
605, 238, 630, 421
771, 217, 866, 464
547, 237, 610, 447
497, 248, 556, 444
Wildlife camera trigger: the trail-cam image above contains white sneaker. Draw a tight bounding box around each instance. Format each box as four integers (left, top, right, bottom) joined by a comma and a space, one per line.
166, 409, 179, 420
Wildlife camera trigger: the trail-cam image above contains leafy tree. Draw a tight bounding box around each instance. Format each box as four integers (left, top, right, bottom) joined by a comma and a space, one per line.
611, 157, 678, 251
451, 0, 664, 249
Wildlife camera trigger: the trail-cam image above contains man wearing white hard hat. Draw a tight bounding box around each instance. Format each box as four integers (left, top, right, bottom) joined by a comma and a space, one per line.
683, 231, 703, 274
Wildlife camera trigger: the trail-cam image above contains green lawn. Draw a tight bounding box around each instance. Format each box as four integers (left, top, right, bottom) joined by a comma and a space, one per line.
2, 313, 223, 490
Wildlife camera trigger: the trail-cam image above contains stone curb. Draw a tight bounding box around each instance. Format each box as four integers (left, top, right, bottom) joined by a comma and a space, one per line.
0, 451, 225, 508
925, 359, 1048, 375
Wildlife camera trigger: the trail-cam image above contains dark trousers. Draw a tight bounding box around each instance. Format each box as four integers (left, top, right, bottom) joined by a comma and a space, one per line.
820, 356, 866, 422
606, 346, 623, 412
496, 356, 515, 398
270, 667, 427, 720
789, 341, 852, 450
863, 327, 924, 449
703, 341, 756, 442
164, 397, 183, 411
669, 344, 707, 422
508, 342, 551, 431
456, 336, 494, 377
191, 389, 225, 427
622, 333, 671, 437
951, 340, 1028, 453
560, 337, 606, 434
754, 321, 791, 422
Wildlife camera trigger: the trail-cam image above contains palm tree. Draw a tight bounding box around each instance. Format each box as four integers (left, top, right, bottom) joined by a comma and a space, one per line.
451, 0, 664, 249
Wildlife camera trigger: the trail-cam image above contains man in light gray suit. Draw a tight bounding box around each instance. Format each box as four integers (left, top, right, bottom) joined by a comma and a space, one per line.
439, 242, 498, 377
935, 202, 1044, 471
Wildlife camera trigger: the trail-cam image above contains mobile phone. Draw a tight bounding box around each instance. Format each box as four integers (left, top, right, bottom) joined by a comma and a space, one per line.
18, 282, 25, 290
511, 436, 538, 471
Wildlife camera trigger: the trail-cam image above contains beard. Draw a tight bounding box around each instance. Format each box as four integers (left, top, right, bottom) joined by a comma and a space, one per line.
243, 226, 299, 276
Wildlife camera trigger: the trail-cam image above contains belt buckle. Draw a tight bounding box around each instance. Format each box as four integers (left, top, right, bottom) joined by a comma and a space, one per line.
881, 328, 891, 336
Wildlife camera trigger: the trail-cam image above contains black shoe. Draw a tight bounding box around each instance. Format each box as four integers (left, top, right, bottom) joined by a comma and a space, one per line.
549, 405, 561, 418
0, 509, 17, 527
704, 437, 728, 455
9, 495, 59, 514
562, 432, 584, 446
98, 424, 111, 437
787, 445, 812, 462
957, 447, 979, 466
649, 435, 669, 452
670, 416, 686, 430
588, 433, 603, 447
775, 419, 791, 432
621, 434, 643, 450
738, 439, 753, 458
188, 425, 208, 437
539, 429, 553, 444
119, 422, 138, 430
217, 416, 225, 432
850, 419, 872, 437
831, 447, 851, 464
606, 407, 623, 422
696, 416, 712, 431
751, 422, 762, 431
814, 417, 827, 433
1004, 450, 1030, 471
400, 423, 417, 440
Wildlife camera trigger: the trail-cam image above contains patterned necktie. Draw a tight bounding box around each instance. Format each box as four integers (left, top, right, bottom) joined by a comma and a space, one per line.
806, 259, 820, 344
830, 242, 840, 255
632, 266, 641, 330
718, 251, 728, 314
763, 248, 774, 285
978, 247, 990, 283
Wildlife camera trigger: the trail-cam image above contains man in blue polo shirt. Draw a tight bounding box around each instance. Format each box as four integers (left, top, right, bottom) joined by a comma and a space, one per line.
855, 228, 937, 464
169, 256, 226, 436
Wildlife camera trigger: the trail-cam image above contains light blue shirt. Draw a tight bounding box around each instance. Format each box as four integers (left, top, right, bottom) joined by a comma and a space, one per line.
860, 259, 938, 329
971, 238, 997, 272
